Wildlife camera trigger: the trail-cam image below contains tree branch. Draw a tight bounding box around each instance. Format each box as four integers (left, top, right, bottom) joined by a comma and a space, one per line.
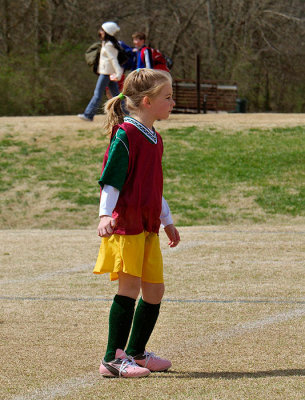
264, 10, 305, 23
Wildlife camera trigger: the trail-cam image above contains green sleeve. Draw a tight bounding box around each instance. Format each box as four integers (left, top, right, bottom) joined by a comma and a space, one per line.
98, 128, 129, 191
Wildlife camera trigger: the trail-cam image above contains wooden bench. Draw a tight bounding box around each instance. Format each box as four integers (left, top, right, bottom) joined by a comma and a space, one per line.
173, 79, 238, 113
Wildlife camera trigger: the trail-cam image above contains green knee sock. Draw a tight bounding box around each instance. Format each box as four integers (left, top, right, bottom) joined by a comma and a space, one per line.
104, 294, 136, 362
126, 297, 161, 356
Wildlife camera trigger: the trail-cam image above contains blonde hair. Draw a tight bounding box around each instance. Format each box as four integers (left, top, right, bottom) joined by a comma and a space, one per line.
103, 68, 172, 136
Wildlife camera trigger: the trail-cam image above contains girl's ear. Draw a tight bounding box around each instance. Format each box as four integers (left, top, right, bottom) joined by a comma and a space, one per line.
142, 96, 151, 107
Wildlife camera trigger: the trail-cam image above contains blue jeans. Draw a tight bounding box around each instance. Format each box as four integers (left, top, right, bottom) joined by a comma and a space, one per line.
84, 74, 119, 120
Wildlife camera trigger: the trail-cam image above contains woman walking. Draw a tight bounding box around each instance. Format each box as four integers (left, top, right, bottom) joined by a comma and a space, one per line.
78, 21, 123, 121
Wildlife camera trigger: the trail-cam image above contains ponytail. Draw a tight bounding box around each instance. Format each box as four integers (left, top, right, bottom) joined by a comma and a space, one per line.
103, 94, 125, 136
103, 69, 172, 136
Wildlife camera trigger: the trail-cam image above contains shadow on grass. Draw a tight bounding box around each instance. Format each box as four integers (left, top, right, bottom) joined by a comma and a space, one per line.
157, 369, 305, 379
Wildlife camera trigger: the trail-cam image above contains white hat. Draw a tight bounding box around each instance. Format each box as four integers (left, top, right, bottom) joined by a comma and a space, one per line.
101, 21, 120, 36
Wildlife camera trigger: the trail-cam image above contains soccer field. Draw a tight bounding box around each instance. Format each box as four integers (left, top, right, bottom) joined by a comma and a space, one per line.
1, 226, 304, 400
1, 114, 305, 399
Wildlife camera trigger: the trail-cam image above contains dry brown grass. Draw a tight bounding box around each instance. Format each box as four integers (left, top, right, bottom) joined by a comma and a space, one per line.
2, 113, 305, 140
1, 114, 305, 399
1, 226, 304, 400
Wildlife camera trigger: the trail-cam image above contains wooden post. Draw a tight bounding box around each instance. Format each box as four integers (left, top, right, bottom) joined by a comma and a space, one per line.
196, 54, 201, 113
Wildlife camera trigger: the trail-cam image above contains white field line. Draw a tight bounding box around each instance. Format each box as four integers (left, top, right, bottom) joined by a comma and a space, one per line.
1, 252, 303, 286
204, 306, 305, 344
1, 231, 304, 286
9, 306, 305, 400
1, 295, 305, 305
0, 240, 304, 286
11, 372, 97, 400
0, 241, 208, 285
181, 229, 305, 235
162, 240, 212, 255
0, 264, 93, 285
4, 230, 305, 399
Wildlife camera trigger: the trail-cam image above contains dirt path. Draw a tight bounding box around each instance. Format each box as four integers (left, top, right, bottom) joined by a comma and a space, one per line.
1, 113, 305, 137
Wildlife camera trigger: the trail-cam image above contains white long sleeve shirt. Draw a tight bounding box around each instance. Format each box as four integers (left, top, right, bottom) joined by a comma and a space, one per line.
99, 184, 173, 227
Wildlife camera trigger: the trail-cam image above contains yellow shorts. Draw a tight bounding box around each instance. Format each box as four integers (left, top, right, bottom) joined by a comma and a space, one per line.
93, 231, 163, 283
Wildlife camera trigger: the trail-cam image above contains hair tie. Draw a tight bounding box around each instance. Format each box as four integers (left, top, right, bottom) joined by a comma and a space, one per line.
118, 93, 125, 100
136, 68, 141, 72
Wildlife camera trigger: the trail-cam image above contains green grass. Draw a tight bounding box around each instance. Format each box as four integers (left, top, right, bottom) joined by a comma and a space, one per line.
162, 125, 305, 224
0, 130, 103, 200
1, 125, 305, 228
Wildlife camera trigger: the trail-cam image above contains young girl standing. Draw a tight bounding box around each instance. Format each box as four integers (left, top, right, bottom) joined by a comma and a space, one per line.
93, 68, 180, 378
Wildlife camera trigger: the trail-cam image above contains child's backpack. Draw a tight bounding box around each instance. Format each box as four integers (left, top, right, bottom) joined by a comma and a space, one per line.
141, 46, 173, 71
151, 48, 172, 71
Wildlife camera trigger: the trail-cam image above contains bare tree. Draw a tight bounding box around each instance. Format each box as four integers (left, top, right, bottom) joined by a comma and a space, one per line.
0, 0, 305, 114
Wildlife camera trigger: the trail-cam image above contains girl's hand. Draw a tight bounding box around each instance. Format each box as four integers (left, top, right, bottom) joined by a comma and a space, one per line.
110, 74, 118, 81
164, 224, 180, 248
97, 216, 116, 237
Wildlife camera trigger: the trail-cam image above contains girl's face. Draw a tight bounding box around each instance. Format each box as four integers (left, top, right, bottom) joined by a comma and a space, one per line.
149, 82, 175, 121
98, 29, 105, 40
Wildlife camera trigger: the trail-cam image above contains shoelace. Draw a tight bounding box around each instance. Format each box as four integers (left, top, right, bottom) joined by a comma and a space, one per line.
118, 356, 137, 377
143, 351, 160, 368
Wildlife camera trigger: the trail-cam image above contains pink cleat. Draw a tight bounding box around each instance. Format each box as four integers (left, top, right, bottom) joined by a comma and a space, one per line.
133, 351, 172, 372
99, 349, 150, 378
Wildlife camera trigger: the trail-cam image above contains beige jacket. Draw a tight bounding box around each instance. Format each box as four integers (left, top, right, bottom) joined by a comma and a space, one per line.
98, 41, 123, 80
